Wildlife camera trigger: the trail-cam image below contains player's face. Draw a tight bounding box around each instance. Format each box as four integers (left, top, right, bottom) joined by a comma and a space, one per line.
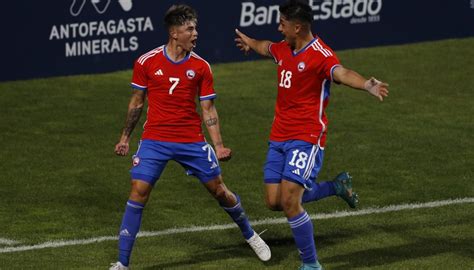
278, 16, 298, 48
174, 20, 198, 52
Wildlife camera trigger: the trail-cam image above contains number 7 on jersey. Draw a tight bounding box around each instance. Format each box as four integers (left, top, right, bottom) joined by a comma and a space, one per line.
169, 77, 180, 94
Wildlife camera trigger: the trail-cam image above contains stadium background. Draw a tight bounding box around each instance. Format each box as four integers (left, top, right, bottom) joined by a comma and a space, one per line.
1, 0, 473, 81
0, 1, 473, 269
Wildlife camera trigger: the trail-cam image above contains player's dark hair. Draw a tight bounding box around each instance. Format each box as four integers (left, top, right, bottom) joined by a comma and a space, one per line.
279, 0, 312, 25
164, 4, 198, 29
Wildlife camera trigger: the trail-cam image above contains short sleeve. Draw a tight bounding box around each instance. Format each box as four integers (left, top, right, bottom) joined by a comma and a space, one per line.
312, 39, 341, 82
268, 42, 279, 64
130, 60, 148, 91
199, 63, 216, 101
322, 55, 341, 82
317, 44, 340, 82
268, 41, 286, 64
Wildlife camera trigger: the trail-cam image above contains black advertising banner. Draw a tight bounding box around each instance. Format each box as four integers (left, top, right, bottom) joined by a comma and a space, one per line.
1, 0, 473, 81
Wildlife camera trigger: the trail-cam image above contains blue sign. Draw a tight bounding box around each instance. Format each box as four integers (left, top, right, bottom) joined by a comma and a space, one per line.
1, 0, 473, 81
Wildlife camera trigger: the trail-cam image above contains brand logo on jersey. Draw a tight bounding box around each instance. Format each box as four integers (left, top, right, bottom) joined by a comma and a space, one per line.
186, 69, 195, 79
132, 155, 140, 166
210, 162, 218, 169
278, 60, 283, 66
154, 69, 163, 76
292, 168, 301, 175
297, 62, 306, 72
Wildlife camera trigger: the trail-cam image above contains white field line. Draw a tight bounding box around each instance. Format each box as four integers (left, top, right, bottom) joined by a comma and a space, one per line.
0, 238, 20, 245
0, 197, 473, 254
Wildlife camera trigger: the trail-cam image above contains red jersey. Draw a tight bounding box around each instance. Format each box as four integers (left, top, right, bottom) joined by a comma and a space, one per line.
268, 37, 341, 147
131, 45, 216, 142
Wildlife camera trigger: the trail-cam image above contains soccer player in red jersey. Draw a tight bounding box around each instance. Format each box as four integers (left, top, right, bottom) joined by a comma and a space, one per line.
235, 0, 389, 269
109, 4, 270, 270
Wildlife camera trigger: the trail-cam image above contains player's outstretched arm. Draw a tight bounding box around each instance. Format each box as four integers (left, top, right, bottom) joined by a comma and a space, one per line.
115, 89, 146, 156
200, 99, 232, 162
235, 29, 272, 58
333, 66, 389, 101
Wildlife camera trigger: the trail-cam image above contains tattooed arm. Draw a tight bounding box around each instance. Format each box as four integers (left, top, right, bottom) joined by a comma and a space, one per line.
200, 99, 232, 161
115, 89, 146, 156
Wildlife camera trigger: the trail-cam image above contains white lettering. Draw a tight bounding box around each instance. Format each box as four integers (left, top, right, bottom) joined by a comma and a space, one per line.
350, 16, 367, 24
49, 26, 59, 40
116, 19, 127, 34
240, 2, 255, 27
129, 36, 139, 51
240, 2, 280, 27
368, 15, 380, 22
120, 37, 129, 52
341, 0, 353, 18
97, 22, 107, 35
332, 0, 342, 19
319, 1, 332, 20
354, 0, 368, 17
367, 0, 382, 15
110, 38, 121, 53
143, 17, 153, 31
101, 39, 111, 53
65, 42, 76, 56
92, 39, 101, 54
254, 6, 268, 26
79, 23, 88, 37
49, 17, 154, 40
107, 20, 116, 34
70, 23, 79, 38
268, 5, 280, 24
309, 0, 383, 23
82, 40, 91, 55
89, 21, 98, 36
54, 17, 151, 57
135, 17, 145, 31
65, 37, 140, 57
127, 18, 136, 32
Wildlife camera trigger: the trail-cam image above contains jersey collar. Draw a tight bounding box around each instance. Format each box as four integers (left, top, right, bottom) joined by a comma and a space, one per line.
164, 45, 191, 64
292, 37, 317, 57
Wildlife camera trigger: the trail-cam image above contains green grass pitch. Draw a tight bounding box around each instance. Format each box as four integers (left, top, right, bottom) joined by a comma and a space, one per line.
0, 38, 473, 269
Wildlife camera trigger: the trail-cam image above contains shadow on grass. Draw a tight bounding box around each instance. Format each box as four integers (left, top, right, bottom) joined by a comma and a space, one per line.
142, 232, 354, 269
142, 241, 276, 269
143, 212, 473, 269
322, 219, 474, 269
323, 236, 473, 269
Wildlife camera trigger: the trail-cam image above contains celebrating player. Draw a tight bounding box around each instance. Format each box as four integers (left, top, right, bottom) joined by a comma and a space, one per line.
235, 0, 389, 269
109, 4, 271, 270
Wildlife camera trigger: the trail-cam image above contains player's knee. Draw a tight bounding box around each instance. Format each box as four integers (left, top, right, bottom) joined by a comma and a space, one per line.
265, 196, 282, 211
280, 195, 300, 213
266, 201, 282, 211
212, 184, 228, 202
129, 181, 152, 203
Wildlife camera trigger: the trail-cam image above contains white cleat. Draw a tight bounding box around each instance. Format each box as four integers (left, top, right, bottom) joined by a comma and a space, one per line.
246, 231, 271, 261
109, 261, 129, 270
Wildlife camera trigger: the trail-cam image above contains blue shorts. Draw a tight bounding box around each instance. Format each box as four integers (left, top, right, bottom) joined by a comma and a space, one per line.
130, 139, 221, 186
264, 140, 324, 189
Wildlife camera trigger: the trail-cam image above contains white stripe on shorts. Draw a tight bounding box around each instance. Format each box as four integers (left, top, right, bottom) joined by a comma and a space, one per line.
303, 145, 319, 180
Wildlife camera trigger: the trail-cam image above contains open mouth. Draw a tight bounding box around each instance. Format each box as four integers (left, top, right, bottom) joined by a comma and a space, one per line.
191, 39, 197, 48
